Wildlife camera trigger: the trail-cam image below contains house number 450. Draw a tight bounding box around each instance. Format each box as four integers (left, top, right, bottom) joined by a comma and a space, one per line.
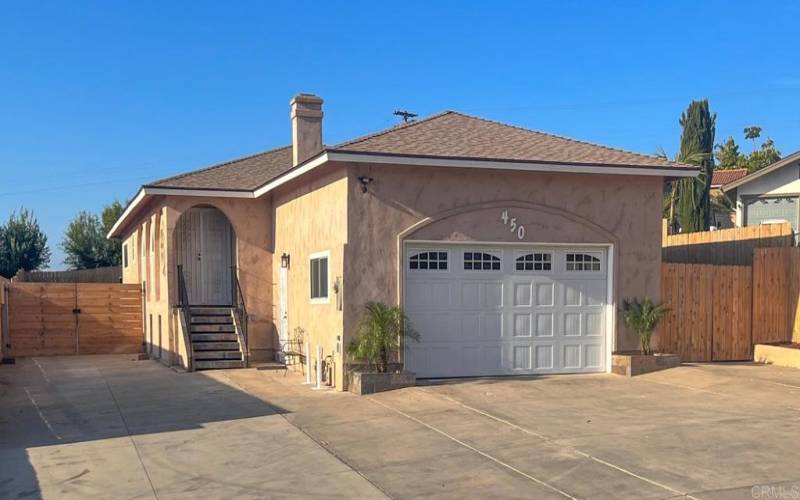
500, 209, 526, 240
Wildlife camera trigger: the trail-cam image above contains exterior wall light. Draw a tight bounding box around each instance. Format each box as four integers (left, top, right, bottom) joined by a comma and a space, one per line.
281, 253, 291, 269
357, 176, 373, 193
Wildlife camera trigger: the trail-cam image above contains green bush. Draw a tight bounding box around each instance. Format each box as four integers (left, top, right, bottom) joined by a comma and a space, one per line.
620, 298, 668, 355
347, 302, 420, 373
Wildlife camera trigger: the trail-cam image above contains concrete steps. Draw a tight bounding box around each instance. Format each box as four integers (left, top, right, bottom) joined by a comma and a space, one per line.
194, 360, 245, 370
188, 306, 245, 370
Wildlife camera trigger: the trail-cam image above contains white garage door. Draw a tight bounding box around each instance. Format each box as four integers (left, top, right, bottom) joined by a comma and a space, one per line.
404, 244, 608, 378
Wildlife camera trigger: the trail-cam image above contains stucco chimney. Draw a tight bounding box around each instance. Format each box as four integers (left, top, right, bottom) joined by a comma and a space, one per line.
290, 93, 324, 166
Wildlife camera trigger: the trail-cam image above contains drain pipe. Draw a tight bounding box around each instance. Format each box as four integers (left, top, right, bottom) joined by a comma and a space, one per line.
313, 344, 324, 390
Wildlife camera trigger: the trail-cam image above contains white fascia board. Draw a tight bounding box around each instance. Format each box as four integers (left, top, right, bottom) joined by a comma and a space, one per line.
253, 153, 330, 198
143, 187, 255, 198
106, 188, 146, 240
325, 152, 700, 178
251, 151, 697, 200
106, 186, 254, 239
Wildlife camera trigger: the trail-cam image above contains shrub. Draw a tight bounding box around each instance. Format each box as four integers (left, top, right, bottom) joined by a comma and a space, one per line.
347, 302, 420, 373
620, 298, 668, 355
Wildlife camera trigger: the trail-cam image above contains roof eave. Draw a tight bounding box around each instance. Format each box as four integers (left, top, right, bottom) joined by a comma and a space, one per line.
722, 151, 800, 192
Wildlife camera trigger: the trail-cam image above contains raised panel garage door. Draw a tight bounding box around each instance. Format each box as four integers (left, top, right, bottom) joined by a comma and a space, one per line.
404, 244, 608, 378
744, 196, 799, 229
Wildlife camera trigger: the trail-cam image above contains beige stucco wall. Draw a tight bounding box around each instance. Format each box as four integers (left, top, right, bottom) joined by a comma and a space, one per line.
271, 165, 348, 389
342, 163, 664, 353
119, 195, 274, 367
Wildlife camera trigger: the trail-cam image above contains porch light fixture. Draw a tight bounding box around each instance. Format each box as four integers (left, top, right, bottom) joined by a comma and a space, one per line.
281, 253, 291, 269
357, 176, 373, 193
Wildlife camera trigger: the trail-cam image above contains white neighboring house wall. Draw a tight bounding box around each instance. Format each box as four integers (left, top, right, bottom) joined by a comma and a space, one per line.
731, 159, 800, 227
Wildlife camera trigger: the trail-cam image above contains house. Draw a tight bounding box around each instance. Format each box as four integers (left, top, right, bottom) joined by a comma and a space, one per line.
709, 168, 748, 229
108, 93, 698, 389
722, 151, 800, 231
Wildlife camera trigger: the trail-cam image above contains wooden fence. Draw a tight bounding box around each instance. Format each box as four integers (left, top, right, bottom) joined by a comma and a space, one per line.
0, 277, 8, 361
12, 266, 122, 283
657, 248, 800, 361
7, 282, 143, 357
662, 222, 794, 265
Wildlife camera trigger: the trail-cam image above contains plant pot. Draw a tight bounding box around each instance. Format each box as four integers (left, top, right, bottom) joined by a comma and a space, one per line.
611, 352, 680, 377
348, 370, 416, 395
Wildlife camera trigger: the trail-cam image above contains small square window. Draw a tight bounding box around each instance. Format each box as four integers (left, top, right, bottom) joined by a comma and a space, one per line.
409, 251, 448, 272
463, 251, 501, 271
515, 252, 551, 271
565, 253, 601, 272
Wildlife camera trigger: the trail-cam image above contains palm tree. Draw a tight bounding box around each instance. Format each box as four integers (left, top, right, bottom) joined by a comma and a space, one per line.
620, 298, 668, 355
347, 302, 420, 373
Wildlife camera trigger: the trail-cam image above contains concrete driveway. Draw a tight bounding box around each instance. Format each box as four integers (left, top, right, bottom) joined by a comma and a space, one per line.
2, 356, 800, 499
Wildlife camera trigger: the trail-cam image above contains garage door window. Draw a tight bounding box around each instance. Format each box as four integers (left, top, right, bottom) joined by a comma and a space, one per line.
464, 251, 501, 271
566, 252, 601, 271
515, 252, 551, 271
409, 251, 448, 271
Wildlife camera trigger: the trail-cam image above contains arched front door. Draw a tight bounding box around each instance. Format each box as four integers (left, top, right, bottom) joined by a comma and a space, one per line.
175, 206, 234, 305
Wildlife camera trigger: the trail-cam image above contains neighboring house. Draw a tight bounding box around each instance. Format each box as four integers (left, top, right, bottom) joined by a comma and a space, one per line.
108, 93, 698, 389
722, 151, 800, 230
710, 168, 748, 229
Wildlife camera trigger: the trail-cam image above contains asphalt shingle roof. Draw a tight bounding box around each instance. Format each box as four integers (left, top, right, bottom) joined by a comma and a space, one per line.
146, 145, 292, 191
145, 111, 694, 191
334, 111, 687, 169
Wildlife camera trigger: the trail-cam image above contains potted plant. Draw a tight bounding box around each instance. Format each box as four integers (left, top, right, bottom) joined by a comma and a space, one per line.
612, 298, 679, 376
346, 302, 420, 394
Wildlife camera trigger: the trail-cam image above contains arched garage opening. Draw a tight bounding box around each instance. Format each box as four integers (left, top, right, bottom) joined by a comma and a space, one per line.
174, 206, 236, 305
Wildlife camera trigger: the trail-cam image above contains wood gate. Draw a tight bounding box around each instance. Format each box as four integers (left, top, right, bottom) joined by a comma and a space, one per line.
7, 283, 143, 356
658, 248, 800, 362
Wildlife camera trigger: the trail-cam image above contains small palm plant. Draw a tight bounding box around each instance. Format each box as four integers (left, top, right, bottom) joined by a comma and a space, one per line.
348, 302, 420, 373
620, 298, 668, 355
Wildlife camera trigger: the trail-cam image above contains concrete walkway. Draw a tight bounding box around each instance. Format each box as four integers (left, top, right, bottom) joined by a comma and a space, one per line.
3, 356, 800, 499
0, 356, 386, 499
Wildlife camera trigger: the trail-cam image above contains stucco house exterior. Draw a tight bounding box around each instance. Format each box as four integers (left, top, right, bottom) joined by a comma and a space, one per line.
722, 151, 800, 232
108, 93, 698, 390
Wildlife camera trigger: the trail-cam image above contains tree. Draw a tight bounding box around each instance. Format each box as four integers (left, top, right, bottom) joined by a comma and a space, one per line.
713, 128, 781, 173
100, 201, 124, 265
674, 99, 716, 233
746, 137, 781, 173
0, 208, 51, 278
620, 298, 668, 355
347, 302, 420, 373
743, 125, 763, 151
62, 201, 124, 270
714, 137, 746, 169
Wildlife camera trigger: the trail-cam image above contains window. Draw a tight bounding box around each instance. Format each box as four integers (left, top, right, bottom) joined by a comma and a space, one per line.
463, 251, 501, 271
310, 252, 329, 302
566, 253, 601, 271
516, 252, 551, 271
409, 251, 448, 270
123, 244, 129, 268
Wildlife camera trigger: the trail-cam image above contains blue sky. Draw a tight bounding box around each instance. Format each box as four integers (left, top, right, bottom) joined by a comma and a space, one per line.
2, 1, 799, 269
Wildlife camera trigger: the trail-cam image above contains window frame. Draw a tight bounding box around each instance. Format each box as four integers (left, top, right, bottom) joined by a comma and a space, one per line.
462, 249, 502, 272
514, 251, 553, 272
565, 252, 603, 272
123, 244, 129, 268
309, 250, 330, 304
408, 249, 450, 273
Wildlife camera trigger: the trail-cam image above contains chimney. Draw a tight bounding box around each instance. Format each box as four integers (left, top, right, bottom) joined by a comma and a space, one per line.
290, 93, 323, 165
